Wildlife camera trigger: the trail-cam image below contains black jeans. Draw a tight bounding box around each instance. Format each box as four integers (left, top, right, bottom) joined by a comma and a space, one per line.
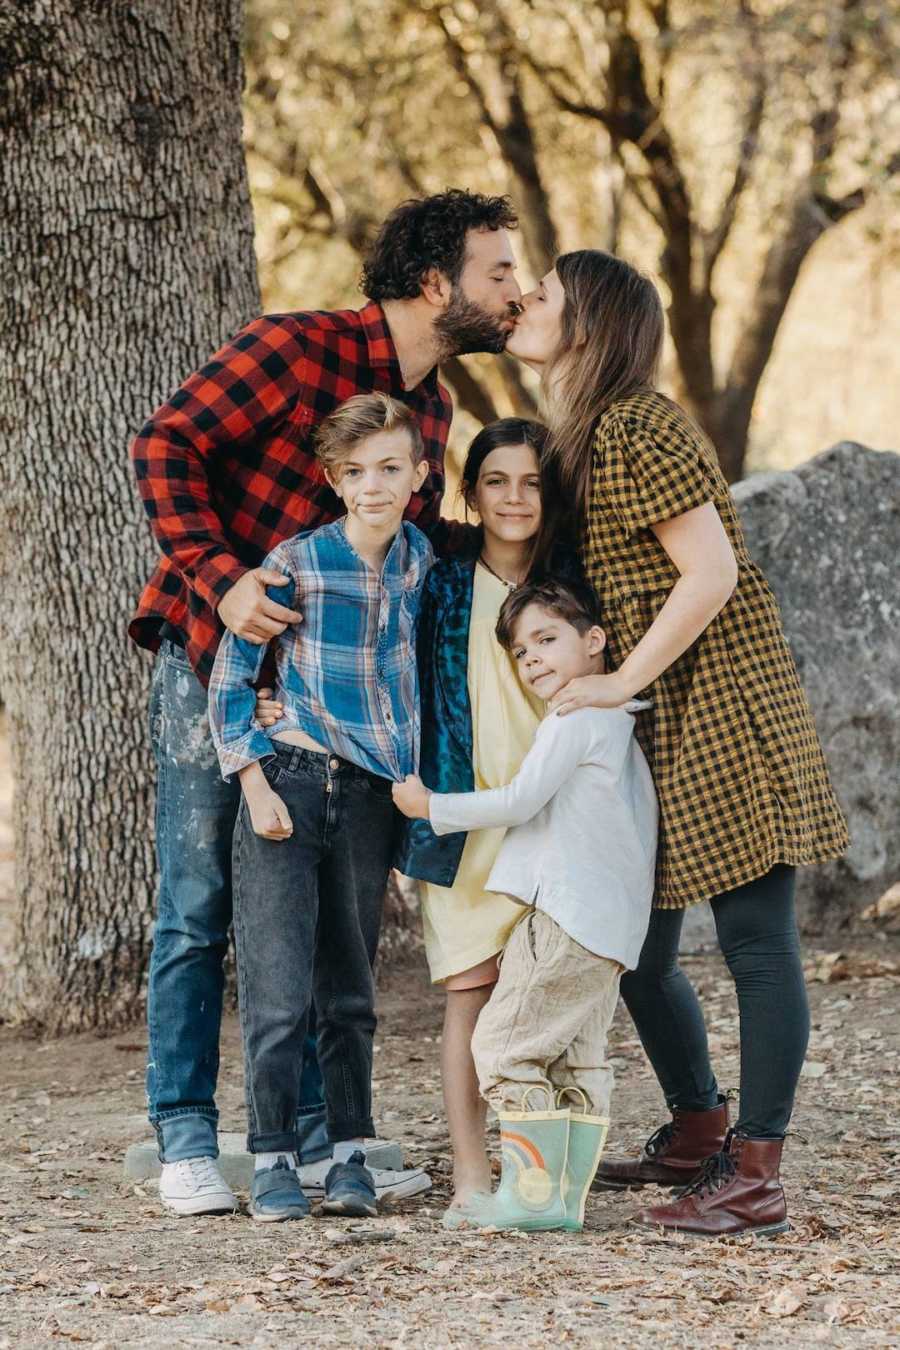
232, 742, 396, 1153
620, 864, 809, 1138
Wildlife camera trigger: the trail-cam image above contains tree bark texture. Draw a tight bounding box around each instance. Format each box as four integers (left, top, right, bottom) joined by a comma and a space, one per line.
0, 0, 260, 1031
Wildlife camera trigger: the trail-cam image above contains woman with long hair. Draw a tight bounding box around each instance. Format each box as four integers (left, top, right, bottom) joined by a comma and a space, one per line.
504, 252, 848, 1236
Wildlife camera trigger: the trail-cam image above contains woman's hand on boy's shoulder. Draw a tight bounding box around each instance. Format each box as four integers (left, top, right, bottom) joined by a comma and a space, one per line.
549, 671, 634, 716
392, 774, 431, 820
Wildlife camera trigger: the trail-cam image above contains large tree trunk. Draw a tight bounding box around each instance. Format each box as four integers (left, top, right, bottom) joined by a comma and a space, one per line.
0, 0, 259, 1031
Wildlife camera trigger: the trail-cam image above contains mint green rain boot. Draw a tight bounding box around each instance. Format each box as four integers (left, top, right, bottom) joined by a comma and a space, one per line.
558, 1088, 609, 1232
448, 1088, 570, 1233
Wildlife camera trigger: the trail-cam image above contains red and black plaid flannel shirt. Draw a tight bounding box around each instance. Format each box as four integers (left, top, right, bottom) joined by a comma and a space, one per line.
129, 302, 457, 686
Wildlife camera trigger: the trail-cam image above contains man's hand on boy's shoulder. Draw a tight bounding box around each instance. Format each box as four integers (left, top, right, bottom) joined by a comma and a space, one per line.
218, 567, 303, 644
392, 774, 432, 820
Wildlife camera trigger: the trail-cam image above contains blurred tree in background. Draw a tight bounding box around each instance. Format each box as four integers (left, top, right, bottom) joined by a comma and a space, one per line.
243, 0, 899, 480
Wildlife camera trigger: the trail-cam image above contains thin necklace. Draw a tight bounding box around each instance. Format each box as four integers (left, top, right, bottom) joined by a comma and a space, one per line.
478, 554, 519, 590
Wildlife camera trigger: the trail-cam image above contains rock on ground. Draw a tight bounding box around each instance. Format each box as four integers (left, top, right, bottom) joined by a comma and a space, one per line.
734, 442, 900, 931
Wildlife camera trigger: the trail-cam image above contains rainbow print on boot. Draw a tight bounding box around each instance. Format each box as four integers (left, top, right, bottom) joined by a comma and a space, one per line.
501, 1128, 557, 1209
444, 1093, 570, 1232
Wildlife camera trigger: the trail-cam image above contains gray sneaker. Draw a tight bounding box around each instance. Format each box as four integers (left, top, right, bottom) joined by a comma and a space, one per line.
321, 1150, 378, 1218
297, 1156, 431, 1203
250, 1158, 311, 1222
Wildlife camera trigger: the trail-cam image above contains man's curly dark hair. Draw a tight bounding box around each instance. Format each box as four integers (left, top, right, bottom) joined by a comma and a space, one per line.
360, 189, 518, 302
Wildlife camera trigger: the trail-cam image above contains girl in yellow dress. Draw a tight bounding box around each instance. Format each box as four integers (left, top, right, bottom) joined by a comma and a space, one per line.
395, 418, 553, 1217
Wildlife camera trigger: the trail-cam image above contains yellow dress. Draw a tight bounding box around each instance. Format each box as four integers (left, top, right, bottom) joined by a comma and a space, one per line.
420, 566, 544, 982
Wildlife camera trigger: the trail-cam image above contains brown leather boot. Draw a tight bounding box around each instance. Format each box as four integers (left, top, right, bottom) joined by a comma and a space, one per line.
634, 1130, 789, 1237
593, 1095, 729, 1190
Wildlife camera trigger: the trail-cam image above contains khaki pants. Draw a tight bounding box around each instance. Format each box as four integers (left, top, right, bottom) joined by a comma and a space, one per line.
471, 908, 622, 1116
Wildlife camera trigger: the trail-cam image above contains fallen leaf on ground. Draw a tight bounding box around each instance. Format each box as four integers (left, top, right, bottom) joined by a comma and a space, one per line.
765, 1285, 806, 1317
860, 883, 900, 922
824, 1297, 850, 1324
807, 951, 900, 982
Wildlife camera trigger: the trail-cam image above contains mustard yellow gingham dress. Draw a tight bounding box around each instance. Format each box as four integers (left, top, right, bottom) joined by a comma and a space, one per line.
583, 389, 848, 909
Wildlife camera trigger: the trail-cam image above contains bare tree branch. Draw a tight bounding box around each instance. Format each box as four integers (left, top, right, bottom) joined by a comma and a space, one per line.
431, 5, 559, 274
702, 3, 766, 280
618, 153, 668, 232
497, 353, 539, 418
441, 356, 499, 425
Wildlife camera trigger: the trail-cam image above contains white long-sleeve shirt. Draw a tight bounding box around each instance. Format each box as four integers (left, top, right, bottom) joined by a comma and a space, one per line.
428, 704, 658, 970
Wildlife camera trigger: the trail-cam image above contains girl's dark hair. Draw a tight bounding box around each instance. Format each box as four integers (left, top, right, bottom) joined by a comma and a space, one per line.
361, 190, 518, 302
495, 577, 603, 652
459, 417, 548, 503
534, 251, 664, 570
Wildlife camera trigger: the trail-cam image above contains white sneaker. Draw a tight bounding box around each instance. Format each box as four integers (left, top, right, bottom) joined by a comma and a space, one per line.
297, 1156, 431, 1204
159, 1156, 238, 1216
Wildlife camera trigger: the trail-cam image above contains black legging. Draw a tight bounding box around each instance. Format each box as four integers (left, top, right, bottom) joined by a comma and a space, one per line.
619, 864, 808, 1138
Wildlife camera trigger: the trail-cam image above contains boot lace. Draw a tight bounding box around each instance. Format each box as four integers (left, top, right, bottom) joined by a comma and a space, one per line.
682, 1146, 737, 1199
643, 1120, 676, 1158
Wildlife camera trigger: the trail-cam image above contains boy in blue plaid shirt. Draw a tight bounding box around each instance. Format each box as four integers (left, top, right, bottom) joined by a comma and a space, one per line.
208, 393, 432, 1222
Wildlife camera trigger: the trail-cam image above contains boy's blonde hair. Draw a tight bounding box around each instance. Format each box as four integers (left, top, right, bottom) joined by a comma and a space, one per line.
314, 392, 424, 474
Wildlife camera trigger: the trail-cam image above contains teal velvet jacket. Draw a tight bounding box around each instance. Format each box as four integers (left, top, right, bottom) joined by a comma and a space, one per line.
394, 557, 477, 886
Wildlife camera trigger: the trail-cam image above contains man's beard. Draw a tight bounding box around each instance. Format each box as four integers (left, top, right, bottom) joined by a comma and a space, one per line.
434, 286, 513, 357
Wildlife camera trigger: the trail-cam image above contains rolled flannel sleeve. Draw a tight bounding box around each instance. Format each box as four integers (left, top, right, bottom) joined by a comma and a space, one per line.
208, 633, 275, 780
207, 556, 297, 780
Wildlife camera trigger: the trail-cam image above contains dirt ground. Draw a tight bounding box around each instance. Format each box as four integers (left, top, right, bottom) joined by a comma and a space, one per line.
2, 942, 899, 1349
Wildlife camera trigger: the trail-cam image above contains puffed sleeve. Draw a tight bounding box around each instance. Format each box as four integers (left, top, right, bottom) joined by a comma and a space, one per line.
599, 407, 715, 536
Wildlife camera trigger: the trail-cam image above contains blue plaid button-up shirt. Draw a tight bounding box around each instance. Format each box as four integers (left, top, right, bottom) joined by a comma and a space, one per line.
208, 518, 433, 782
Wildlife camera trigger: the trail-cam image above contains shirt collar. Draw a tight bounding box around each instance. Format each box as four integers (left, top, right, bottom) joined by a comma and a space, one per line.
333, 516, 409, 575
358, 301, 440, 398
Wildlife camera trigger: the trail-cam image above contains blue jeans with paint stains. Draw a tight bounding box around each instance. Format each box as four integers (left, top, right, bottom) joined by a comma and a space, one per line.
146, 640, 328, 1164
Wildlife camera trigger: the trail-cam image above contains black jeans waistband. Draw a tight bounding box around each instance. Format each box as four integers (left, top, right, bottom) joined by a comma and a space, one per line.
268, 739, 390, 786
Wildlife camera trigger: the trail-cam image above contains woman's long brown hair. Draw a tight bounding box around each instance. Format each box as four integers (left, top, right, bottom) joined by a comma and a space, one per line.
531, 251, 664, 575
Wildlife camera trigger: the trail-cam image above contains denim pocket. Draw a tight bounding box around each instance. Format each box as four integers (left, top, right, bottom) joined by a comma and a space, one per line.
262, 757, 284, 788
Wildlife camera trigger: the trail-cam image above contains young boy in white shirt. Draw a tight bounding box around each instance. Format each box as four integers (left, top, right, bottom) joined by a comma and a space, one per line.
393, 577, 658, 1232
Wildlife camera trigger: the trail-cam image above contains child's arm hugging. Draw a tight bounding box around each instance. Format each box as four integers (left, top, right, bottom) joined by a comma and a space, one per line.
393, 711, 590, 833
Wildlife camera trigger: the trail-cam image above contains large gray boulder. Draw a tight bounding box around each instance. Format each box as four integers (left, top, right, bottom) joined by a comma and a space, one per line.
732, 442, 899, 931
